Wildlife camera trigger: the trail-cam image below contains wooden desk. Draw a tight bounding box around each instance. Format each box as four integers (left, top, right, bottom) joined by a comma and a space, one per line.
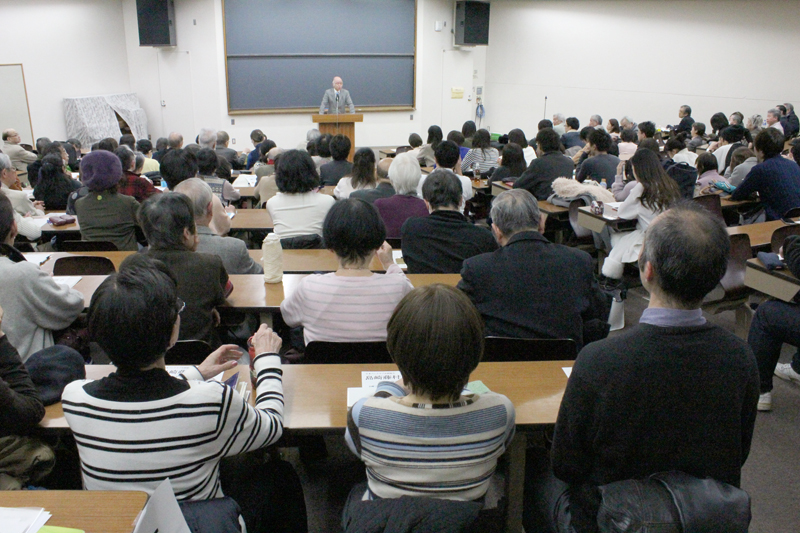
726, 219, 793, 250
379, 148, 396, 159
745, 258, 800, 302
229, 209, 273, 231
320, 185, 335, 196
34, 215, 81, 237
577, 206, 637, 233
720, 197, 759, 211
491, 180, 512, 197
471, 178, 489, 192
0, 490, 147, 533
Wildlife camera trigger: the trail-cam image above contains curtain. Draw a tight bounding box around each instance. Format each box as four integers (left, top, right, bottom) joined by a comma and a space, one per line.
64, 93, 149, 147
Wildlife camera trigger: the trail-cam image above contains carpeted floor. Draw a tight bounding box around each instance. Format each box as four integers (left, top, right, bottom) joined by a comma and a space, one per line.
287, 285, 800, 532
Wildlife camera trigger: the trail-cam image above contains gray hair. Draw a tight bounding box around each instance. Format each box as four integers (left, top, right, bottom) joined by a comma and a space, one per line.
767, 108, 781, 120
306, 129, 321, 142
0, 153, 13, 171
167, 132, 183, 149
134, 151, 146, 174
553, 113, 565, 123
785, 103, 794, 114
621, 116, 634, 126
173, 177, 214, 220
490, 189, 540, 236
747, 114, 763, 130
198, 128, 217, 149
591, 114, 603, 125
216, 130, 230, 145
388, 152, 422, 195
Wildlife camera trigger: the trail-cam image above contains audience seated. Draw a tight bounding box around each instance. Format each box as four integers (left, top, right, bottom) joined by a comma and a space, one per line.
374, 152, 428, 238
312, 133, 333, 171
695, 151, 727, 190
605, 118, 621, 140
2, 129, 38, 176
727, 147, 757, 187
136, 139, 160, 173
526, 202, 758, 533
0, 154, 44, 216
461, 120, 477, 148
0, 304, 45, 435
616, 128, 638, 161
334, 147, 377, 199
0, 194, 83, 361
253, 140, 278, 179
25, 138, 55, 188
458, 189, 607, 348
319, 134, 353, 186
709, 112, 729, 140
675, 104, 695, 134
254, 147, 283, 206
33, 151, 82, 211
570, 127, 595, 164
731, 128, 800, 220
490, 142, 527, 184
343, 284, 515, 506
417, 141, 473, 201
665, 136, 698, 167
266, 150, 335, 243
175, 178, 263, 275
73, 151, 140, 251
766, 108, 784, 134
552, 113, 567, 136
63, 255, 306, 532
461, 129, 499, 175
215, 130, 244, 170
115, 146, 161, 203
152, 136, 169, 162
197, 128, 232, 183
610, 160, 637, 202
781, 102, 799, 139
245, 129, 267, 169
713, 125, 748, 174
589, 114, 603, 129
139, 192, 232, 348
620, 115, 637, 133
575, 129, 619, 186
197, 148, 241, 205
687, 122, 707, 152
402, 169, 497, 274
351, 158, 395, 204
596, 149, 680, 284
637, 120, 656, 141
508, 128, 536, 165
416, 125, 442, 167
514, 129, 574, 200
280, 198, 411, 346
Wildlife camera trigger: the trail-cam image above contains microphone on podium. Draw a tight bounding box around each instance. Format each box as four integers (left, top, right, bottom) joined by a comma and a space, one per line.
336, 93, 340, 114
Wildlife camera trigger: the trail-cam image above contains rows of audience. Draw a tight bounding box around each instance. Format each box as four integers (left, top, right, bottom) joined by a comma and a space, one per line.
1, 101, 799, 531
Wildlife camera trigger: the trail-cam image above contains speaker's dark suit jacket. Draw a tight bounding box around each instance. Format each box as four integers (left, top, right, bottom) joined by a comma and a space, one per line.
457, 231, 609, 349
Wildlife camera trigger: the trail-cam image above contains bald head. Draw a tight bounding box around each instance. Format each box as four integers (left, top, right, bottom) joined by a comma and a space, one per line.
2, 129, 20, 142
173, 178, 214, 225
168, 132, 183, 149
377, 158, 392, 180
332, 77, 343, 91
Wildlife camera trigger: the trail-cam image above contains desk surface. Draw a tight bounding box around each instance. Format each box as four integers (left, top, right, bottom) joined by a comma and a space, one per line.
229, 209, 273, 231
42, 361, 570, 431
236, 186, 256, 198
726, 219, 790, 249
0, 490, 147, 533
744, 258, 800, 302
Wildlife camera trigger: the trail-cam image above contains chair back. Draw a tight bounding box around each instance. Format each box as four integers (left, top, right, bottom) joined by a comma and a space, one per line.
770, 224, 800, 254
394, 146, 412, 155
52, 256, 116, 276
61, 240, 119, 252
482, 337, 578, 362
385, 237, 402, 249
165, 340, 213, 365
692, 194, 724, 222
280, 234, 323, 250
568, 199, 592, 239
782, 206, 800, 219
303, 341, 392, 364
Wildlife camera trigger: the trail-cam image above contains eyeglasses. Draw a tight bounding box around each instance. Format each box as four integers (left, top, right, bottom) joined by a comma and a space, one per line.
176, 298, 186, 314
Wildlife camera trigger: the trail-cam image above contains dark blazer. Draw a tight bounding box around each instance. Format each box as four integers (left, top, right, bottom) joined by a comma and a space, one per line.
350, 181, 395, 204
319, 160, 353, 186
401, 210, 498, 273
513, 152, 575, 200
675, 115, 695, 134
457, 231, 608, 349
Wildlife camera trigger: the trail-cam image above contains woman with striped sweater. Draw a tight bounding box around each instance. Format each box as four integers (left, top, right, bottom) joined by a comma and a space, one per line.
62, 255, 306, 532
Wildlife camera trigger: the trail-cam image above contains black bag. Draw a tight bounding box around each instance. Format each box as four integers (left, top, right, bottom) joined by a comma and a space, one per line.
179, 496, 243, 533
596, 471, 750, 533
663, 161, 697, 200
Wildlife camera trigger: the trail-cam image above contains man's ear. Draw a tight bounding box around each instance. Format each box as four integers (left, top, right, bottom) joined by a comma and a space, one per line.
538, 215, 546, 234
491, 223, 504, 245
423, 199, 433, 214
641, 260, 656, 282
206, 201, 214, 219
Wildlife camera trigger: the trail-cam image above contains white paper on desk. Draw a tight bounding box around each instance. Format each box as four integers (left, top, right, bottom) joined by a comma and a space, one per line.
52, 276, 82, 289
563, 367, 572, 378
604, 202, 621, 210
347, 387, 375, 407
227, 211, 236, 219
166, 365, 223, 382
132, 479, 191, 533
23, 253, 52, 265
361, 370, 402, 388
391, 250, 407, 270
232, 175, 257, 187
0, 507, 50, 533
32, 218, 50, 227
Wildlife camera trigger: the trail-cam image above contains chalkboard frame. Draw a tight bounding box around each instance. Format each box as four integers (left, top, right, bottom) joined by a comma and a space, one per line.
222, 0, 418, 115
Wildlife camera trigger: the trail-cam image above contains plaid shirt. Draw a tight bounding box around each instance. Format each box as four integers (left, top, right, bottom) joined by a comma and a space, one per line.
118, 172, 161, 203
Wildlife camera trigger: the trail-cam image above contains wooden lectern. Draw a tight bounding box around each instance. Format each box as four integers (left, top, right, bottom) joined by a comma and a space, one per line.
311, 113, 363, 162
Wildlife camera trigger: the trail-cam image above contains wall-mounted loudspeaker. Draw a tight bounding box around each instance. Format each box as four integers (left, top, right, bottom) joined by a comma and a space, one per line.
137, 0, 176, 47
455, 1, 490, 46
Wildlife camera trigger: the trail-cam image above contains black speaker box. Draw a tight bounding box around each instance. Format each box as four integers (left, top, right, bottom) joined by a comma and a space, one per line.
455, 1, 490, 46
137, 0, 176, 47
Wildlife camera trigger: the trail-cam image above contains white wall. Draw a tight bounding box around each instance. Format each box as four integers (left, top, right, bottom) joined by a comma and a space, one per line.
0, 0, 132, 142
484, 0, 800, 135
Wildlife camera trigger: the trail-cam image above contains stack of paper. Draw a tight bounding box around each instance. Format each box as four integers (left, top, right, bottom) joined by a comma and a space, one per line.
166, 366, 223, 382
347, 370, 403, 407
0, 507, 51, 533
23, 253, 52, 265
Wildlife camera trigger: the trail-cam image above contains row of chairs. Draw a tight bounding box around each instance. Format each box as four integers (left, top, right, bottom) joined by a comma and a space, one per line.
166, 337, 578, 365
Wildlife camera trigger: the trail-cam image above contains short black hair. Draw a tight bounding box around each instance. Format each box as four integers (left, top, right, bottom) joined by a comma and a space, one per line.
275, 149, 320, 193
639, 201, 730, 307
620, 128, 637, 143
538, 119, 554, 131
681, 105, 692, 116
155, 137, 168, 151
500, 143, 527, 177
323, 198, 385, 266
710, 112, 729, 133
196, 148, 219, 175
472, 129, 491, 150
329, 134, 351, 161
720, 125, 745, 143
316, 134, 333, 158
422, 169, 462, 209
447, 130, 465, 146
388, 284, 483, 401
98, 138, 119, 152
136, 139, 153, 153
119, 134, 136, 149
160, 148, 198, 190
566, 117, 580, 130
114, 146, 135, 171
462, 120, 477, 138
426, 125, 444, 148
665, 138, 685, 154
754, 127, 786, 159
589, 129, 612, 152
639, 121, 656, 138
89, 254, 179, 371
0, 192, 14, 243
693, 122, 706, 136
536, 128, 561, 153
579, 126, 594, 141
408, 133, 423, 148
138, 192, 196, 250
507, 129, 528, 149
434, 140, 460, 169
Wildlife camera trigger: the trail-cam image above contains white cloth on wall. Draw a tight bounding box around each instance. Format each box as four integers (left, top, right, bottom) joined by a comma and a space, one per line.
64, 93, 148, 147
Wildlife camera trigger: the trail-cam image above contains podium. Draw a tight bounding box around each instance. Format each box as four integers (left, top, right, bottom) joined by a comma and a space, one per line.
311, 113, 363, 162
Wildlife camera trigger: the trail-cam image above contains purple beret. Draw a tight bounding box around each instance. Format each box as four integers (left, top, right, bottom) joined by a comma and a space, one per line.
80, 150, 123, 191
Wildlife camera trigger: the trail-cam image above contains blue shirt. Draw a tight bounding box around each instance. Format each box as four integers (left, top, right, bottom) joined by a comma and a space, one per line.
731, 156, 800, 220
639, 307, 706, 328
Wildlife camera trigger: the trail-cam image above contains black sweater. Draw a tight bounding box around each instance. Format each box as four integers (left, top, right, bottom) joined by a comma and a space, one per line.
552, 322, 759, 531
0, 335, 45, 436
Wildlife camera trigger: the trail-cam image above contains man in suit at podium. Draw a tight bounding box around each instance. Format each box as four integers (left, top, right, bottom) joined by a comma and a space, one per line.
320, 76, 355, 114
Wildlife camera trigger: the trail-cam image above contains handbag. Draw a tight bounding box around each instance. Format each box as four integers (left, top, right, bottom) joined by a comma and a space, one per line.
596, 471, 750, 533
48, 214, 76, 226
